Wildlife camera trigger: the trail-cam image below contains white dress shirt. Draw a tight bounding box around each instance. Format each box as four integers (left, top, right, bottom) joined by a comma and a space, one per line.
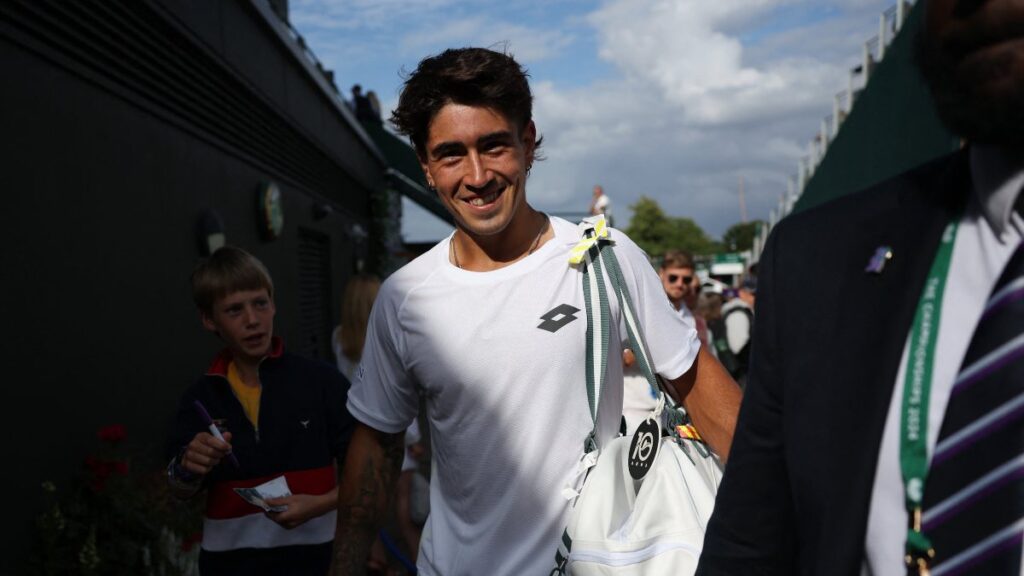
863, 146, 1024, 575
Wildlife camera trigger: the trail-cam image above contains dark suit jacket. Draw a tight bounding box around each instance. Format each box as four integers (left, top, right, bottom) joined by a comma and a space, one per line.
696, 150, 969, 576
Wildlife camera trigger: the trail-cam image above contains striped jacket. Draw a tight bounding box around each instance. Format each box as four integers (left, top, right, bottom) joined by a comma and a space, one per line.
167, 338, 354, 564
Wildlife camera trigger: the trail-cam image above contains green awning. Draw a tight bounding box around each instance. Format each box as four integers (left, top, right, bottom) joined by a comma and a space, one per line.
792, 3, 958, 214
361, 121, 454, 225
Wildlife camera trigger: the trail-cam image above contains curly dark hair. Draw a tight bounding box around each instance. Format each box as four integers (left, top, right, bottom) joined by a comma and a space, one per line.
391, 47, 543, 159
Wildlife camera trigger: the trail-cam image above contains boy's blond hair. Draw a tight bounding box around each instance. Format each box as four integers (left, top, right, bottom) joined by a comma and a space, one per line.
191, 246, 274, 315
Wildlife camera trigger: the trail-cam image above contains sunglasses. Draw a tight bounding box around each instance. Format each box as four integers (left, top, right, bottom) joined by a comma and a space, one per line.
667, 274, 695, 284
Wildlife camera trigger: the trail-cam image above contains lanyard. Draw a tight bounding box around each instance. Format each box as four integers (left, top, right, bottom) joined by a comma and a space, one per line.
900, 219, 959, 574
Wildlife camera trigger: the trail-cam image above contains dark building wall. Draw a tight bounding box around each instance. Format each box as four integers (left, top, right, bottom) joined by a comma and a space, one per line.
157, 0, 384, 192
0, 1, 383, 570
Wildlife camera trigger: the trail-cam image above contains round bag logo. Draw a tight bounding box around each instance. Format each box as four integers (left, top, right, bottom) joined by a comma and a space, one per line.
628, 418, 660, 480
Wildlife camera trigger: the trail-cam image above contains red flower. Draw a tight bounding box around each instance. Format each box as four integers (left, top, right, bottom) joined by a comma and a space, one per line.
112, 461, 129, 475
84, 456, 117, 492
97, 424, 126, 443
84, 455, 108, 475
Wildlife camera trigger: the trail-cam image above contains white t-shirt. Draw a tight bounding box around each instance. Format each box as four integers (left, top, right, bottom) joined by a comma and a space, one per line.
721, 299, 752, 354
347, 217, 699, 575
593, 194, 612, 222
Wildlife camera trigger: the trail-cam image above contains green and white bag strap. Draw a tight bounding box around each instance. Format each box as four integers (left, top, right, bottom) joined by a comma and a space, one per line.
598, 236, 688, 430
552, 215, 613, 575
574, 215, 612, 454
598, 236, 660, 401
600, 235, 714, 464
567, 214, 675, 448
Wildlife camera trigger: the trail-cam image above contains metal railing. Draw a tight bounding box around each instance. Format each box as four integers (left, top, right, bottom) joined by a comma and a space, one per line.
750, 0, 915, 261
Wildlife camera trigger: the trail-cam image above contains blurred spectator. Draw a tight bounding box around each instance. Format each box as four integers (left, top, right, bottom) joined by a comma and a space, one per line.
658, 250, 709, 347
351, 84, 376, 123
589, 184, 613, 226
365, 90, 383, 125
710, 280, 754, 387
332, 274, 381, 380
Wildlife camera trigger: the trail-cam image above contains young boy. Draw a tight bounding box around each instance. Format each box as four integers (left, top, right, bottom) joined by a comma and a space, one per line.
167, 246, 354, 575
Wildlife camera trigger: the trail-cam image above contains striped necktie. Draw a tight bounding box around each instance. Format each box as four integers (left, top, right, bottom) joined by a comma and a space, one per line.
921, 241, 1024, 576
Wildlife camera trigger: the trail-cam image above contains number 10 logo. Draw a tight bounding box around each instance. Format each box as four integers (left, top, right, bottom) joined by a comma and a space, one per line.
628, 419, 660, 480
632, 431, 654, 462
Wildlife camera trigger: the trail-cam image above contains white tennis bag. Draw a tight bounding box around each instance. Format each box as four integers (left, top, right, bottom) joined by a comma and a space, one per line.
553, 217, 723, 576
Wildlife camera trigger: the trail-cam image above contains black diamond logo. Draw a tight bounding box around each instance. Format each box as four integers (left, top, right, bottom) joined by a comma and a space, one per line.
538, 304, 580, 333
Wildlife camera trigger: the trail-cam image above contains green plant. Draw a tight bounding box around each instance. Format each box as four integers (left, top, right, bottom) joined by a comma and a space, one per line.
32, 425, 203, 576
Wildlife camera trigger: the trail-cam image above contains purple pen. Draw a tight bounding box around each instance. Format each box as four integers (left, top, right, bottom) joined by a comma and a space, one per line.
194, 400, 240, 468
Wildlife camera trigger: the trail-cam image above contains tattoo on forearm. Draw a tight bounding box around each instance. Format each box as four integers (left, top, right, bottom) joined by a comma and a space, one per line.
332, 432, 405, 575
382, 431, 405, 481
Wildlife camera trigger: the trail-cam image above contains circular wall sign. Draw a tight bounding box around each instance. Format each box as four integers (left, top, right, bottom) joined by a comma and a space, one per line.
258, 182, 284, 240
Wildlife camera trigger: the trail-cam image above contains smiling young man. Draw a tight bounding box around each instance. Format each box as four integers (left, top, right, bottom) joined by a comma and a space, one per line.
167, 246, 355, 576
332, 48, 741, 575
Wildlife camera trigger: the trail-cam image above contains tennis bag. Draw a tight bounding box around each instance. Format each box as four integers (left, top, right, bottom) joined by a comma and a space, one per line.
553, 216, 723, 575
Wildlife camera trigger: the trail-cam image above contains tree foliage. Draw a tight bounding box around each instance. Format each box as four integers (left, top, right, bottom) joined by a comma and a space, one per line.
625, 196, 719, 257
721, 220, 764, 252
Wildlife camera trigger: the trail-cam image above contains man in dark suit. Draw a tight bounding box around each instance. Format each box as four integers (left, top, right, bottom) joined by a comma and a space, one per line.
697, 0, 1024, 574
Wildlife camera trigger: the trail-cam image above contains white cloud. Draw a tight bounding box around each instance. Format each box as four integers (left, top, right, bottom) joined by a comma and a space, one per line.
292, 0, 896, 239
587, 0, 846, 125
521, 0, 894, 235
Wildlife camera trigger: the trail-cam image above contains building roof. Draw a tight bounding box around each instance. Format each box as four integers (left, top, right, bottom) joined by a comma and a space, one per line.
360, 120, 455, 225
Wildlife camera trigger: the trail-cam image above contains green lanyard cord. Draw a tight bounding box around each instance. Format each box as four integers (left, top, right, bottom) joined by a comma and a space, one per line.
900, 220, 959, 564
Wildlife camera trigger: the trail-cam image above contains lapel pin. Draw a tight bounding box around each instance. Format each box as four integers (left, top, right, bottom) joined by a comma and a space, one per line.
865, 246, 893, 274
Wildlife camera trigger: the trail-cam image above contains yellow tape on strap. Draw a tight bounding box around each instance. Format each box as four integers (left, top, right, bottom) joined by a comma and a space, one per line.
568, 216, 610, 264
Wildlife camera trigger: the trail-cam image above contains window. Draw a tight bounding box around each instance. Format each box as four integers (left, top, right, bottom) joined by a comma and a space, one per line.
297, 228, 333, 360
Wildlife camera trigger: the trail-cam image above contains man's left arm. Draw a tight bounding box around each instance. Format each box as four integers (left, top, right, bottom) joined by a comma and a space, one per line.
664, 346, 741, 462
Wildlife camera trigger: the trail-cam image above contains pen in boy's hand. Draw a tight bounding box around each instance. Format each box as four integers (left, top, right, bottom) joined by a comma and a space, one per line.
194, 400, 240, 468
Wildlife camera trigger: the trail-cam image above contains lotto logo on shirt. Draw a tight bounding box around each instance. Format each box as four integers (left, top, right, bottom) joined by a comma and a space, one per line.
538, 304, 580, 333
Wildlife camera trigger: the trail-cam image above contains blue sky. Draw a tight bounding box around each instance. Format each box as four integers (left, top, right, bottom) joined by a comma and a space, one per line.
291, 0, 901, 242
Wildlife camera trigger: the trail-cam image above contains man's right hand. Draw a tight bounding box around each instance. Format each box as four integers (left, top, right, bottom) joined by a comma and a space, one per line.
180, 431, 234, 476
